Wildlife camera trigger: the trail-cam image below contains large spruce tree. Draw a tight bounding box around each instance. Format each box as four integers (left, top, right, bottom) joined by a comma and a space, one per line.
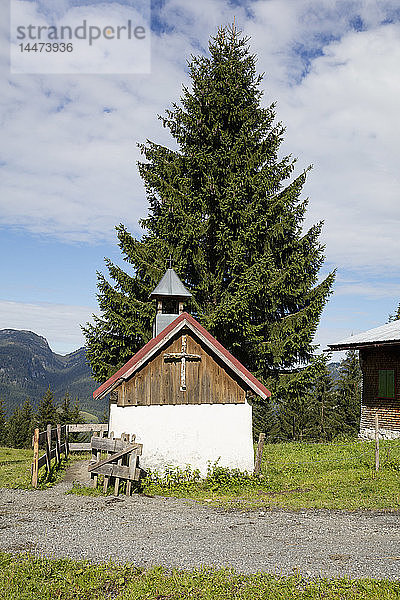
83, 26, 335, 426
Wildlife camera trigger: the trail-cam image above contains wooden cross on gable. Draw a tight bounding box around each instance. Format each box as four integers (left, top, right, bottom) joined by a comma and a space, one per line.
164, 335, 201, 391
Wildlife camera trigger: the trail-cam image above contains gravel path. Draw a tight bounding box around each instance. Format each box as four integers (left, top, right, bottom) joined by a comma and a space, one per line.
0, 461, 399, 580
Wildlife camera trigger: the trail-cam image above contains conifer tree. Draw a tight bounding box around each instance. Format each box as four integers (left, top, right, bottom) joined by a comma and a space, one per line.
59, 392, 74, 425
101, 407, 109, 424
272, 356, 327, 441
7, 399, 33, 448
70, 399, 81, 424
64, 393, 81, 442
306, 357, 340, 441
0, 399, 8, 446
336, 350, 362, 437
36, 386, 57, 431
7, 406, 24, 448
83, 25, 335, 426
388, 302, 400, 322
20, 398, 34, 446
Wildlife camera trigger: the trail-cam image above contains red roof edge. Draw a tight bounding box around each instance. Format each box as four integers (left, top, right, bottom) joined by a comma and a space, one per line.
182, 313, 271, 399
93, 312, 187, 400
93, 312, 271, 400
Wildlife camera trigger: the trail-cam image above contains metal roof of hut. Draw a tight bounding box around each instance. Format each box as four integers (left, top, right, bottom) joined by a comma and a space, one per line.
327, 320, 400, 351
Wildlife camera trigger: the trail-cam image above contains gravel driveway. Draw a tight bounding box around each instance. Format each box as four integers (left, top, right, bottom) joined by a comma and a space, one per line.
0, 461, 399, 580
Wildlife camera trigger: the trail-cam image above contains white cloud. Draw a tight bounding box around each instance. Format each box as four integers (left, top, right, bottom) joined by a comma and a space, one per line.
1, 1, 196, 242
334, 280, 400, 299
1, 0, 400, 273
0, 300, 94, 353
277, 24, 400, 269
0, 50, 187, 241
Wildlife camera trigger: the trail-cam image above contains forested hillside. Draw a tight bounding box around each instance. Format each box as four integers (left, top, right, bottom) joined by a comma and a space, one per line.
0, 329, 105, 418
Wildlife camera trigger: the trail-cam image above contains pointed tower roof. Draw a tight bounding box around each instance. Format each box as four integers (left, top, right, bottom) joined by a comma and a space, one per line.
149, 268, 192, 299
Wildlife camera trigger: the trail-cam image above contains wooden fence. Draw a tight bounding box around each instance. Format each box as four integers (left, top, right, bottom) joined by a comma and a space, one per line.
67, 423, 108, 451
31, 423, 108, 488
89, 433, 143, 496
32, 424, 67, 488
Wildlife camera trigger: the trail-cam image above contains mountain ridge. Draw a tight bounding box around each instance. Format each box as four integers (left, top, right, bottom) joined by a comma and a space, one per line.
0, 328, 105, 418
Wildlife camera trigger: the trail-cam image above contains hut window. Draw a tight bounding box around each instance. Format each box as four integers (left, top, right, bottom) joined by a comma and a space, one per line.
378, 369, 395, 399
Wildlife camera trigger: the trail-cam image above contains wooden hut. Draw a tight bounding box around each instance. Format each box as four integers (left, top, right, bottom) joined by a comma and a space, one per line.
328, 321, 400, 439
93, 268, 270, 474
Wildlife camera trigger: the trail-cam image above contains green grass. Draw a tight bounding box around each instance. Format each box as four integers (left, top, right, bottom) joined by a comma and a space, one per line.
0, 447, 89, 490
67, 481, 115, 497
0, 446, 33, 488
0, 552, 399, 600
141, 439, 400, 511
80, 411, 99, 423
2, 440, 400, 511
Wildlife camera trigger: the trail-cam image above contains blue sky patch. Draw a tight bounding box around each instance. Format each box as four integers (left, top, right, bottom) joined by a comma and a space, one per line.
349, 15, 366, 32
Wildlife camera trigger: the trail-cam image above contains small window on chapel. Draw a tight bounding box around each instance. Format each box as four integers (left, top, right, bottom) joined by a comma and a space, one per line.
378, 369, 395, 399
162, 299, 179, 314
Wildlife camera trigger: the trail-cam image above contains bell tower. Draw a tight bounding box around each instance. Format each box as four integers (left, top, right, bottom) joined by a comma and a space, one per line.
150, 266, 192, 337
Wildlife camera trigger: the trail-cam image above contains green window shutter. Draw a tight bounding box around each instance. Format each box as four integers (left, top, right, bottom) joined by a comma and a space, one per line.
387, 370, 395, 398
378, 369, 395, 397
378, 370, 387, 397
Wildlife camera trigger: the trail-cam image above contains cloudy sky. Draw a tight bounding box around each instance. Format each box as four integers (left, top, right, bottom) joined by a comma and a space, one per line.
1, 0, 400, 356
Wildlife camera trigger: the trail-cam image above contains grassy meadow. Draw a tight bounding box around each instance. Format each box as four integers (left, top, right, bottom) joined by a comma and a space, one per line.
0, 447, 33, 488
140, 438, 400, 511
0, 446, 87, 489
1, 552, 400, 600
1, 438, 400, 510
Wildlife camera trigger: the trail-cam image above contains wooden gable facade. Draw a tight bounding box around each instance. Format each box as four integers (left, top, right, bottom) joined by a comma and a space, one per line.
94, 312, 270, 407
114, 329, 247, 407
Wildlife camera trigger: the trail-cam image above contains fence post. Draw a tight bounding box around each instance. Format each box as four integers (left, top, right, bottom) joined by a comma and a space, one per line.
46, 424, 52, 472
32, 428, 39, 488
127, 446, 138, 497
103, 439, 111, 493
254, 432, 266, 476
56, 424, 61, 466
375, 412, 380, 472
114, 432, 128, 496
65, 424, 69, 459
90, 432, 99, 489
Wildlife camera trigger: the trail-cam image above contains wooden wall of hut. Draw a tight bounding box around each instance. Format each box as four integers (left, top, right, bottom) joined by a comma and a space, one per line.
359, 346, 400, 432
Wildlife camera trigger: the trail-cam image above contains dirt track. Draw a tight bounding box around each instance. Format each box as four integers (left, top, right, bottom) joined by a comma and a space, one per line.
0, 460, 399, 580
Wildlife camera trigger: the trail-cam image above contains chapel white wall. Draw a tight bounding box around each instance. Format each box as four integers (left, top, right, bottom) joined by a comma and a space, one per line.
109, 402, 254, 475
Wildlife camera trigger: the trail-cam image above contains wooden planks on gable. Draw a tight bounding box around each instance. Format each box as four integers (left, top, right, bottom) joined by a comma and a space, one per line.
116, 329, 246, 407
